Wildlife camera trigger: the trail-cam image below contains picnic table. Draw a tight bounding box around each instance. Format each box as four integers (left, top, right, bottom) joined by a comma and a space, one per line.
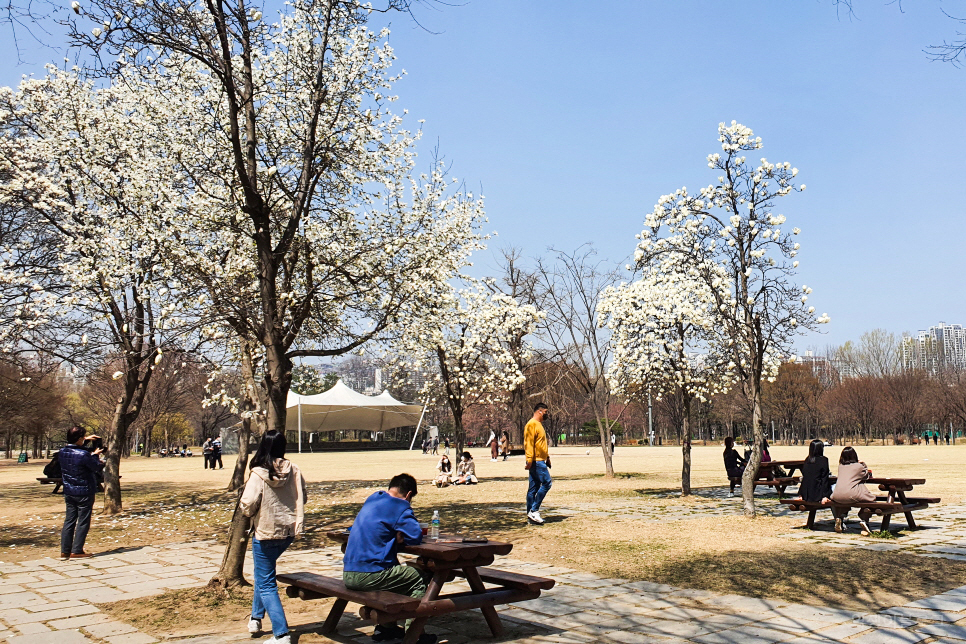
278, 529, 554, 644
782, 476, 939, 530
728, 460, 803, 498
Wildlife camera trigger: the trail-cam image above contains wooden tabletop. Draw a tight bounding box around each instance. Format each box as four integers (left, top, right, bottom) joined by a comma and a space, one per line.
326, 530, 513, 561
762, 460, 805, 467
866, 478, 925, 486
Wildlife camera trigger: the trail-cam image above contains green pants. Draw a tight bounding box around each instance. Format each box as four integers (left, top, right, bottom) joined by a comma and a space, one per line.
344, 565, 429, 630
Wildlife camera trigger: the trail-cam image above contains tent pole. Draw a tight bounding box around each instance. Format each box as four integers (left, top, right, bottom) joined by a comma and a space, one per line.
298, 401, 302, 454
409, 400, 428, 450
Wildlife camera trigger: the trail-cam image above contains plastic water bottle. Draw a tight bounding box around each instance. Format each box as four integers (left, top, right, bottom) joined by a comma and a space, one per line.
430, 510, 440, 541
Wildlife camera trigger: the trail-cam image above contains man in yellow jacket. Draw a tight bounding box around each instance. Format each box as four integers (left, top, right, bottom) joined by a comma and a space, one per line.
524, 403, 552, 524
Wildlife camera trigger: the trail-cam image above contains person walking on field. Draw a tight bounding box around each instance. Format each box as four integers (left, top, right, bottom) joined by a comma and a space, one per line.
202, 437, 213, 469
241, 430, 307, 644
524, 403, 552, 525
488, 429, 498, 461
59, 425, 105, 559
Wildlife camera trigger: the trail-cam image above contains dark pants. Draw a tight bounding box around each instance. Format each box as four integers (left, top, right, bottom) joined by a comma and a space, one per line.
211, 452, 223, 469
62, 494, 94, 555
204, 454, 212, 468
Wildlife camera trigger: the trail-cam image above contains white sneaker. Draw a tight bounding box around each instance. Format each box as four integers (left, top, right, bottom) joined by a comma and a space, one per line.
528, 510, 544, 524
727, 492, 734, 498
247, 618, 261, 634
266, 635, 291, 644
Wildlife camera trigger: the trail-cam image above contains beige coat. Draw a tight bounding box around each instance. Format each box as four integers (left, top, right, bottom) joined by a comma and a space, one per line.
831, 461, 875, 504
240, 459, 307, 541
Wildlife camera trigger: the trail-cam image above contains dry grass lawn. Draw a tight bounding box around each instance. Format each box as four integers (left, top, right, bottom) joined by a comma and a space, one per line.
2, 442, 964, 620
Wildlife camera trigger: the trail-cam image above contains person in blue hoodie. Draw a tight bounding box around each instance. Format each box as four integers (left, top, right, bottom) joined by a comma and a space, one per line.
343, 473, 434, 644
59, 425, 105, 560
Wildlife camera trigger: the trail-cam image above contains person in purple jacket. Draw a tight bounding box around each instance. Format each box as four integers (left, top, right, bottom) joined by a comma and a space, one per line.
343, 473, 434, 644
59, 425, 105, 560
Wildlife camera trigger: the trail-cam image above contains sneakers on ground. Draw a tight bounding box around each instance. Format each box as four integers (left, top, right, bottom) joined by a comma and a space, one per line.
527, 510, 544, 524
727, 492, 734, 498
60, 552, 70, 560
247, 617, 261, 634
372, 623, 405, 641
69, 552, 93, 559
265, 634, 290, 644
834, 517, 843, 533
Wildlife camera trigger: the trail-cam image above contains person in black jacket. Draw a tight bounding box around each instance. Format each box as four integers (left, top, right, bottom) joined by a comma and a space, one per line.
723, 437, 746, 497
59, 426, 105, 560
795, 439, 832, 504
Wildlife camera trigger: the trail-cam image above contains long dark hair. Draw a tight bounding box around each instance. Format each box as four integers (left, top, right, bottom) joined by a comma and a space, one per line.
839, 446, 859, 465
806, 439, 825, 465
250, 430, 287, 479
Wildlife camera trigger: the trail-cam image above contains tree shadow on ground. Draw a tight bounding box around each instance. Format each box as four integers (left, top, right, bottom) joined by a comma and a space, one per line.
594, 543, 966, 612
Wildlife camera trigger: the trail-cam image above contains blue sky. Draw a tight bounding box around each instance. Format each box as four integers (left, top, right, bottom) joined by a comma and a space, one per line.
3, 1, 965, 350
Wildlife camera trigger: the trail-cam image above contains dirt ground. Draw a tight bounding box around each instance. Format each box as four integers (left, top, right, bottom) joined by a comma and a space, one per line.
3, 443, 965, 635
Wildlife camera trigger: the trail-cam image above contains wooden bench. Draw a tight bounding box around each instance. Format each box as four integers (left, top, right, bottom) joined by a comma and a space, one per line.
37, 477, 115, 494
781, 497, 938, 530
728, 476, 800, 499
452, 567, 555, 592
37, 478, 63, 494
279, 566, 553, 638
279, 572, 421, 634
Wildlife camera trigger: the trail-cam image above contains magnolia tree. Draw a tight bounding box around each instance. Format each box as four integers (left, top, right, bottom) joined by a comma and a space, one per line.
635, 122, 829, 515
393, 281, 542, 456
63, 0, 486, 441
0, 68, 197, 514
599, 259, 732, 495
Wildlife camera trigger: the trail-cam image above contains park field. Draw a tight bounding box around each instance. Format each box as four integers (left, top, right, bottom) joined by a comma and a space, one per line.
1, 443, 965, 616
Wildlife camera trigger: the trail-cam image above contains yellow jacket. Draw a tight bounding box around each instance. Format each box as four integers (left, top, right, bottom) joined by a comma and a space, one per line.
524, 419, 549, 463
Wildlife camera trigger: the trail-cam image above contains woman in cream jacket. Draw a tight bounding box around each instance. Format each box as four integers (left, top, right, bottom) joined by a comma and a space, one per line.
240, 430, 307, 644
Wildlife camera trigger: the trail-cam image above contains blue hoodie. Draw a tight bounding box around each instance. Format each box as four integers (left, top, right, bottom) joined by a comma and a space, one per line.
343, 490, 422, 573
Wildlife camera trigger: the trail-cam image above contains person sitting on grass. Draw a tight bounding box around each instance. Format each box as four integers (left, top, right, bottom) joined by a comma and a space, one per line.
433, 454, 452, 488
830, 446, 875, 535
343, 474, 435, 644
723, 437, 746, 498
794, 439, 832, 505
453, 452, 478, 485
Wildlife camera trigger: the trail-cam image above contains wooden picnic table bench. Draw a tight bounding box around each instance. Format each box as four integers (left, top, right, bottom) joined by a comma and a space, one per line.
278, 530, 555, 644
781, 476, 939, 530
37, 477, 116, 494
36, 478, 63, 494
728, 460, 802, 498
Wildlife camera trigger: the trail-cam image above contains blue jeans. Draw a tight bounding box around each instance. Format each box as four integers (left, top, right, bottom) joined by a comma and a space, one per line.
251, 536, 294, 637
527, 461, 552, 513
62, 495, 94, 555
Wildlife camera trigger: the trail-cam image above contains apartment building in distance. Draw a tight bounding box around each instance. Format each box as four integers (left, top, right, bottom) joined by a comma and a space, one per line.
900, 322, 966, 373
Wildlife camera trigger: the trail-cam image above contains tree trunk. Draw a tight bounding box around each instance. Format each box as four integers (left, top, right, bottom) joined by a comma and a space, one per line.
681, 396, 692, 496
229, 418, 253, 492
740, 379, 764, 517
209, 491, 252, 589
598, 415, 614, 477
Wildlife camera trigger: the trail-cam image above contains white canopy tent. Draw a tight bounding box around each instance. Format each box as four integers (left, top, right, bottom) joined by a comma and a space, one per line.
285, 379, 424, 452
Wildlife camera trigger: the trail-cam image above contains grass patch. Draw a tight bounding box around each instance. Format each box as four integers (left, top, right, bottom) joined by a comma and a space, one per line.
868, 530, 900, 539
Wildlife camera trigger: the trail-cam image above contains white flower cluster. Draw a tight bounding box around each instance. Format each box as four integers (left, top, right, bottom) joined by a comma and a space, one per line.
629, 122, 828, 387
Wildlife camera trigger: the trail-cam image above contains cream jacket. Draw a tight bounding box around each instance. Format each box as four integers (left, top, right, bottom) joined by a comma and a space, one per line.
240, 459, 307, 541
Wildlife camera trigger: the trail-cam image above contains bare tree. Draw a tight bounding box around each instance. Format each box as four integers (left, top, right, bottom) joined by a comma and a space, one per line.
535, 245, 623, 477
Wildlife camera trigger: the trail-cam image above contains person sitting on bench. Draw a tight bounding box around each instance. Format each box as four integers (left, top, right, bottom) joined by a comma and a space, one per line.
723, 437, 745, 497
830, 446, 875, 535
343, 474, 435, 644
795, 439, 832, 505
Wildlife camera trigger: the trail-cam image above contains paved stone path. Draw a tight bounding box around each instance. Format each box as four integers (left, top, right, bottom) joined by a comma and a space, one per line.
3, 538, 966, 644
